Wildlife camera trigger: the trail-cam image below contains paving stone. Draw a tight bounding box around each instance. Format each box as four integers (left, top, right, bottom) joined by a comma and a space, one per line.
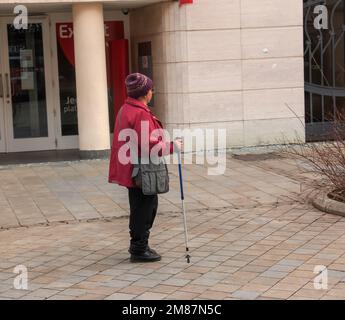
165, 291, 199, 300
198, 290, 229, 300
23, 288, 61, 299
149, 285, 179, 294
0, 289, 29, 299
105, 293, 137, 300
260, 271, 289, 279
231, 290, 261, 300
162, 278, 191, 287
59, 288, 87, 296
261, 289, 295, 299
119, 286, 149, 295
289, 288, 326, 299
47, 294, 74, 300
101, 280, 133, 289
136, 292, 168, 300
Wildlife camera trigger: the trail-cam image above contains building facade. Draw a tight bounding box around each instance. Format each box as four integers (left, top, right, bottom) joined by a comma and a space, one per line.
0, 0, 306, 157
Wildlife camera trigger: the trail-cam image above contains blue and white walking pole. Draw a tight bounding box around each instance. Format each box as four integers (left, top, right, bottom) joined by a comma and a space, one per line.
175, 140, 191, 263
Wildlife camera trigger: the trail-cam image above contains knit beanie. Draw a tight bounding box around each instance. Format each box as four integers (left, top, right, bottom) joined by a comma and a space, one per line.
125, 73, 153, 99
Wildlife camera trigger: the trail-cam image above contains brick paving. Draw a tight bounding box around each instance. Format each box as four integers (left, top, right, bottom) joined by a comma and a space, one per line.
0, 153, 345, 300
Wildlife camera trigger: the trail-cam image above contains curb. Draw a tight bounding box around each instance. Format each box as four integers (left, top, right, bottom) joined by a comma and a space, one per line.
312, 191, 345, 217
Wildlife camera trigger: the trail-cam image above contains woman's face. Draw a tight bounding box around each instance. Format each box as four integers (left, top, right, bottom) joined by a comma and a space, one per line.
146, 89, 154, 104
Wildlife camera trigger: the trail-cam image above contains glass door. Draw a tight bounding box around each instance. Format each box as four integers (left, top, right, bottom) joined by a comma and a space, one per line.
0, 22, 8, 153
0, 72, 6, 153
0, 17, 55, 152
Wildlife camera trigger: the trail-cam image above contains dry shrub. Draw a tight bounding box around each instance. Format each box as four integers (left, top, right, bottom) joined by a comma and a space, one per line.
282, 111, 345, 201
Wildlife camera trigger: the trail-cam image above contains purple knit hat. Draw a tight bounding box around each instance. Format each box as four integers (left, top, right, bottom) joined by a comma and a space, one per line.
125, 73, 153, 99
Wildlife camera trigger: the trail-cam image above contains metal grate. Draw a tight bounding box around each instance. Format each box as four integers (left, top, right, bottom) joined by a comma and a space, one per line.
304, 0, 345, 141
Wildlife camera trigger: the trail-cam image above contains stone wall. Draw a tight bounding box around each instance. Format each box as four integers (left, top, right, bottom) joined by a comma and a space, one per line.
130, 0, 305, 148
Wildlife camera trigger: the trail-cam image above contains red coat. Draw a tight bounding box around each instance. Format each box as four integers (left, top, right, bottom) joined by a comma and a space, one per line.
108, 97, 173, 188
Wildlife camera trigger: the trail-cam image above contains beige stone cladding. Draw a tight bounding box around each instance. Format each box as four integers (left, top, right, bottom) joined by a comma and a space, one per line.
130, 0, 305, 149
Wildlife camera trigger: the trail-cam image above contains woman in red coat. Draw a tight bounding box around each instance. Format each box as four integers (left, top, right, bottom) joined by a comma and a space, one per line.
109, 73, 182, 262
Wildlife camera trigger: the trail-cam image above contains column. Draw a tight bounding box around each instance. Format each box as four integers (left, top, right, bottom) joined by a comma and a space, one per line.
72, 3, 110, 158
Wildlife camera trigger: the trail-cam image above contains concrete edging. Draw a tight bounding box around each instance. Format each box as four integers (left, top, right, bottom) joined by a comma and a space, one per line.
312, 191, 345, 217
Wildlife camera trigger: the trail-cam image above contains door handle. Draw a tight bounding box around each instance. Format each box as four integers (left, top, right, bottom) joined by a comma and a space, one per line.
4, 73, 9, 99
0, 74, 3, 98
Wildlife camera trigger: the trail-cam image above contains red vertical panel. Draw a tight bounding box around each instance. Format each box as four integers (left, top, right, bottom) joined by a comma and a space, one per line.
105, 21, 124, 41
56, 23, 75, 66
105, 21, 125, 88
110, 39, 129, 120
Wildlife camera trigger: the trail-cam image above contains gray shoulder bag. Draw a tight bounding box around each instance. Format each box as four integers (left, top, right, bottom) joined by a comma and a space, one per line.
131, 156, 170, 195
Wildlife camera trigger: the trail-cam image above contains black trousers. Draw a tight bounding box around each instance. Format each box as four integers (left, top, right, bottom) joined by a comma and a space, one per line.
128, 187, 158, 254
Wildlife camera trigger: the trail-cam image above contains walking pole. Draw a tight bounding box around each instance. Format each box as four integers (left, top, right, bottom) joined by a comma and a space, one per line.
176, 143, 191, 264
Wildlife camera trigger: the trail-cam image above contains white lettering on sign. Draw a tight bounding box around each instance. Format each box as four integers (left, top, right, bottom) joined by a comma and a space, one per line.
58, 23, 113, 39
59, 24, 73, 39
104, 24, 110, 37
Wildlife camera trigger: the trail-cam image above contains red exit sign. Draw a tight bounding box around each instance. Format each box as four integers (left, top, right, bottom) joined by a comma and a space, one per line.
180, 0, 193, 6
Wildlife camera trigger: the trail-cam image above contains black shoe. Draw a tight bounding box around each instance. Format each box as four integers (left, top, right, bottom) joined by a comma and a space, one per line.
148, 246, 158, 255
128, 246, 158, 255
130, 248, 161, 263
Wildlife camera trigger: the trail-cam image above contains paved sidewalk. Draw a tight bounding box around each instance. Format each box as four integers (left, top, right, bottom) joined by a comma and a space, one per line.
1, 154, 345, 300
0, 154, 303, 229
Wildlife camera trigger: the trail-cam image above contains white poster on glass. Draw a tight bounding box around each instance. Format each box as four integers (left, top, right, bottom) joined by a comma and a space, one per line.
20, 49, 35, 90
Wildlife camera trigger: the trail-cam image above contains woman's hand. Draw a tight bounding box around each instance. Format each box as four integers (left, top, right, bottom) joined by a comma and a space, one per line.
174, 138, 184, 153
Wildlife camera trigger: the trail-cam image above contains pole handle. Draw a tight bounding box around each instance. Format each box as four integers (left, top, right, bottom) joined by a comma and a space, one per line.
174, 141, 184, 200
178, 162, 184, 200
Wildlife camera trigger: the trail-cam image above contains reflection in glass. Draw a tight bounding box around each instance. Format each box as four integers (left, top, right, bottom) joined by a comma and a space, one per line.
7, 23, 48, 139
